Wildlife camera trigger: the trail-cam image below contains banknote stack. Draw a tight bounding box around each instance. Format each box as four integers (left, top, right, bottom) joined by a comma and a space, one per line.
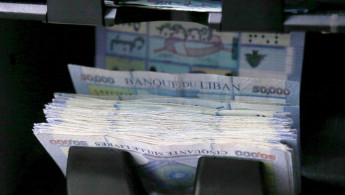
33, 65, 300, 195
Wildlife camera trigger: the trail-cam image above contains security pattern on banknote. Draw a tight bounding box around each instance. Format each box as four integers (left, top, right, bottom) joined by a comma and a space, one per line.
34, 93, 298, 194
96, 21, 305, 81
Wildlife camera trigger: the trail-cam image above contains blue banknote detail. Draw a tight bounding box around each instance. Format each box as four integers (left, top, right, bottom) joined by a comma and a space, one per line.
139, 154, 198, 193
240, 46, 288, 72
285, 81, 300, 106
140, 160, 196, 189
106, 32, 146, 58
150, 23, 236, 68
150, 38, 235, 68
237, 32, 305, 82
288, 32, 305, 81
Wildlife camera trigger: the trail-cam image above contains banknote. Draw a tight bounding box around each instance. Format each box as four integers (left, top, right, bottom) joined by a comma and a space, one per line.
68, 64, 300, 105
95, 21, 305, 81
34, 93, 297, 194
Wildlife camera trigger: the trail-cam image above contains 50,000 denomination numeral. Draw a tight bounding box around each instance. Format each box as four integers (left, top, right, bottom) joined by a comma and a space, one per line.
252, 86, 291, 95
81, 74, 115, 84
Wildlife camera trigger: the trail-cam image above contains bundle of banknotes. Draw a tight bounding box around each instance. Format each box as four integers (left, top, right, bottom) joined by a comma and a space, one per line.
33, 65, 300, 194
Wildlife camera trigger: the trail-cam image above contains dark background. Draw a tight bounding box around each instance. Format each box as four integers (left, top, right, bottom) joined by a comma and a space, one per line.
0, 18, 345, 194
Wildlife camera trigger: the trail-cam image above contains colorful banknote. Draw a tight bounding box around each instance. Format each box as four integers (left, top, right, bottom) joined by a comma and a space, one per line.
69, 65, 300, 105
96, 21, 305, 81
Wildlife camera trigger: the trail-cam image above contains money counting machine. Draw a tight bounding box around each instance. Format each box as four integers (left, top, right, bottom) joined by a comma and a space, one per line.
1, 0, 345, 32
1, 0, 345, 194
